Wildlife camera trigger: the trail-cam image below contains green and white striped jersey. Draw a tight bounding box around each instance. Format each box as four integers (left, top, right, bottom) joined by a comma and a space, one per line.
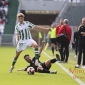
15, 21, 35, 41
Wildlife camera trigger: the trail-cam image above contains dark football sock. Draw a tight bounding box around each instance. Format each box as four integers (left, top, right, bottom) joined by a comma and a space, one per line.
42, 68, 50, 73
50, 58, 57, 63
63, 50, 65, 60
12, 57, 18, 66
52, 47, 54, 55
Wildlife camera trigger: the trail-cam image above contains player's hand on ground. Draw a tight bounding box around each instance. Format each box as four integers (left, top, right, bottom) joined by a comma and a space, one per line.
16, 68, 25, 71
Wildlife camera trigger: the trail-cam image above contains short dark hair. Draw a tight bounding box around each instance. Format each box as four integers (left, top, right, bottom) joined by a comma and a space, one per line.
24, 54, 29, 59
63, 19, 68, 24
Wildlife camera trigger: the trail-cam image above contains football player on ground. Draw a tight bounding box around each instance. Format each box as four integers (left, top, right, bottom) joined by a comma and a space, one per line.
17, 41, 60, 74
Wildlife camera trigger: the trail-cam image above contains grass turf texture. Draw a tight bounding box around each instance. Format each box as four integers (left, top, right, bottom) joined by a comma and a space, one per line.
0, 46, 84, 85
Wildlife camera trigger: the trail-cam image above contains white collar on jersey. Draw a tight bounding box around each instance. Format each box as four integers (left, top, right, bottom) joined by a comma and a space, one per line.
18, 21, 25, 26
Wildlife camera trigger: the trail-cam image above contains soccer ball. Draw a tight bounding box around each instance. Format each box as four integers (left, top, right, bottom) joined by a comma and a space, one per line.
27, 67, 35, 75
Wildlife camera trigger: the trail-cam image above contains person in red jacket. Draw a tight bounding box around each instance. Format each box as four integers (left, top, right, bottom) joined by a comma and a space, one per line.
56, 19, 65, 61
58, 19, 72, 63
56, 18, 63, 36
56, 19, 63, 48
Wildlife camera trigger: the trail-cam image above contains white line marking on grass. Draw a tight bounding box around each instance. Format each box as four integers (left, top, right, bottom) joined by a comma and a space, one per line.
42, 51, 85, 85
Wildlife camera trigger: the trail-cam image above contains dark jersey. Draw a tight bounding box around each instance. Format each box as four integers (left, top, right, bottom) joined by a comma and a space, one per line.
41, 63, 51, 70
78, 25, 85, 44
74, 31, 79, 43
24, 57, 41, 72
24, 57, 51, 72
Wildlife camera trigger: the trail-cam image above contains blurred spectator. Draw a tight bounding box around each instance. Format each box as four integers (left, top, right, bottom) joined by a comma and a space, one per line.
2, 14, 8, 23
1, 8, 6, 18
0, 7, 8, 24
0, 0, 9, 33
0, 29, 2, 36
0, 17, 4, 24
0, 9, 1, 16
3, 0, 9, 7
0, 0, 4, 8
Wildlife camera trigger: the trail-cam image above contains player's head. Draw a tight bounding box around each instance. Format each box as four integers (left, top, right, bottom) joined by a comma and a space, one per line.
51, 24, 54, 28
24, 54, 32, 63
82, 17, 85, 25
63, 19, 68, 25
60, 18, 63, 25
17, 13, 24, 23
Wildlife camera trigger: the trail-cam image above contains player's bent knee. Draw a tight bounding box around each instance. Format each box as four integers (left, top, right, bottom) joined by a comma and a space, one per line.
31, 42, 38, 48
45, 60, 51, 64
45, 60, 51, 67
34, 44, 38, 48
37, 67, 43, 72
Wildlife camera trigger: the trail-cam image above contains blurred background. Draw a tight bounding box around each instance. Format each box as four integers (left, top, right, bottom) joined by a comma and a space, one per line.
0, 0, 85, 47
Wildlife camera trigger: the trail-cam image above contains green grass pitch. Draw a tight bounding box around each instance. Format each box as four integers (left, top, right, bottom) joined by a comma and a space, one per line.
0, 46, 85, 85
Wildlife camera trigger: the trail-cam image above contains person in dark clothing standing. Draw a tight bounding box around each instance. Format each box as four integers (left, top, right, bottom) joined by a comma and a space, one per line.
73, 26, 79, 57
58, 19, 72, 63
56, 18, 65, 61
75, 18, 85, 68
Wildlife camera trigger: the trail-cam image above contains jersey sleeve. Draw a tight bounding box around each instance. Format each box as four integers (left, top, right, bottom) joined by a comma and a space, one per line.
15, 25, 18, 34
26, 21, 35, 29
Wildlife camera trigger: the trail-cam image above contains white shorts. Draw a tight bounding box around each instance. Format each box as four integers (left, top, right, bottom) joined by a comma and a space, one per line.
16, 39, 36, 52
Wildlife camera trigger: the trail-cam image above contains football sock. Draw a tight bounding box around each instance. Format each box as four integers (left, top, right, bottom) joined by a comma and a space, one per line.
42, 68, 50, 73
52, 47, 54, 55
38, 68, 50, 73
12, 57, 17, 66
50, 58, 57, 63
63, 50, 65, 59
34, 48, 39, 59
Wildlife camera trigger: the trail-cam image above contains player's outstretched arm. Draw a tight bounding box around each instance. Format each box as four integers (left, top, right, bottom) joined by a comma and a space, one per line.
17, 68, 25, 71
34, 25, 51, 31
39, 41, 45, 55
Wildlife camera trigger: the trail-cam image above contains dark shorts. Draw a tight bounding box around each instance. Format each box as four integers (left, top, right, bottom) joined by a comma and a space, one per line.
50, 38, 56, 45
41, 63, 51, 70
33, 66, 38, 72
75, 41, 78, 47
